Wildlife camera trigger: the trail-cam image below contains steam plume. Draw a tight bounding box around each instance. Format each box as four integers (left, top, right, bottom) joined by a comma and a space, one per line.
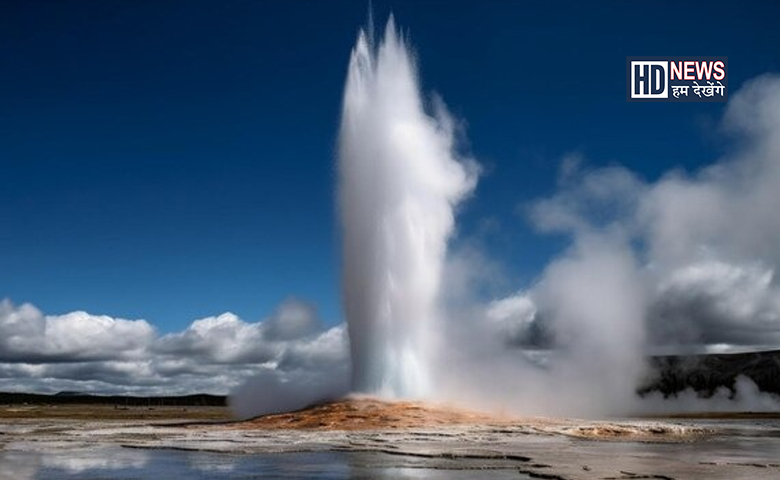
337, 17, 477, 397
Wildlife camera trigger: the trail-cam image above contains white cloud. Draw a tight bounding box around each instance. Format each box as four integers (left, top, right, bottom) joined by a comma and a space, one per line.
512, 75, 780, 355
0, 298, 350, 403
46, 311, 155, 359
651, 260, 780, 347
154, 312, 269, 364
0, 300, 155, 362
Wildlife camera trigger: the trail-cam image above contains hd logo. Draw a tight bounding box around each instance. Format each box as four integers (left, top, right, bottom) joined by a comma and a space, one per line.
627, 57, 728, 102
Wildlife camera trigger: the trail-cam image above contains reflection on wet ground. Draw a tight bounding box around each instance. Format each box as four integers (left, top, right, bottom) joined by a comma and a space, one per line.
1, 416, 780, 479
0, 449, 533, 480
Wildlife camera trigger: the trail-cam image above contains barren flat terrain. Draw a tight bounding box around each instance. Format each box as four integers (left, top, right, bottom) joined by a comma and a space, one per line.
0, 404, 231, 422
2, 398, 780, 479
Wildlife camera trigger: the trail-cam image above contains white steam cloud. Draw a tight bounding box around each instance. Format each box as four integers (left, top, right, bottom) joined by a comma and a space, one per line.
435, 75, 780, 416
525, 75, 780, 353
337, 17, 477, 397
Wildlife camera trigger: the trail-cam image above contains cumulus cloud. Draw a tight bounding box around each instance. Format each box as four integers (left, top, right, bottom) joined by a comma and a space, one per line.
651, 261, 780, 349
0, 298, 350, 411
499, 75, 780, 355
0, 300, 155, 363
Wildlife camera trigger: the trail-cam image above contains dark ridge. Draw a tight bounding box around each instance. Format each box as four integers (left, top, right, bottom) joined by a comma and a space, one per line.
0, 392, 227, 406
639, 349, 780, 398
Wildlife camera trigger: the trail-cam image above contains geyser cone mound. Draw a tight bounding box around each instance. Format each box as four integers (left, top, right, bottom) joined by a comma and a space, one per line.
231, 397, 502, 431
223, 397, 707, 443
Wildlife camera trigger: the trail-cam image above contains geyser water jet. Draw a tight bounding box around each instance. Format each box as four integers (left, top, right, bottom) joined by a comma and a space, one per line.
337, 17, 477, 397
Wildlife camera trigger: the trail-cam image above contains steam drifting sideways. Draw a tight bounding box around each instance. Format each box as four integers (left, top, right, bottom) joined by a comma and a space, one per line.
437, 75, 780, 416
337, 17, 477, 398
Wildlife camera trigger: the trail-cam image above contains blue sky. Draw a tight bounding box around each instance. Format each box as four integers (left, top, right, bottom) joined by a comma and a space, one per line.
1, 0, 779, 333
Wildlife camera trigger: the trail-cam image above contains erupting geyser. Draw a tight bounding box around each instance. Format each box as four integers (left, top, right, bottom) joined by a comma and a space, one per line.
338, 17, 477, 397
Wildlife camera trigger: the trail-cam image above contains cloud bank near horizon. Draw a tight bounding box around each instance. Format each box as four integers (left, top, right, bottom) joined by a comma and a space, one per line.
0, 298, 349, 402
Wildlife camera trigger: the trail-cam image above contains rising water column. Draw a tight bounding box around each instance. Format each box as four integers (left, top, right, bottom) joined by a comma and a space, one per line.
337, 17, 477, 398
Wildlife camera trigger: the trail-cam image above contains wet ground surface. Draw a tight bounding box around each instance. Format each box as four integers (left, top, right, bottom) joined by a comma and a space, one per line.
0, 448, 538, 480
1, 403, 779, 479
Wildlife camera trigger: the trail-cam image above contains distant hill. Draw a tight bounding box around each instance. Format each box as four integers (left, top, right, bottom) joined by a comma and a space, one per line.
0, 391, 226, 406
54, 391, 87, 397
640, 349, 780, 397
